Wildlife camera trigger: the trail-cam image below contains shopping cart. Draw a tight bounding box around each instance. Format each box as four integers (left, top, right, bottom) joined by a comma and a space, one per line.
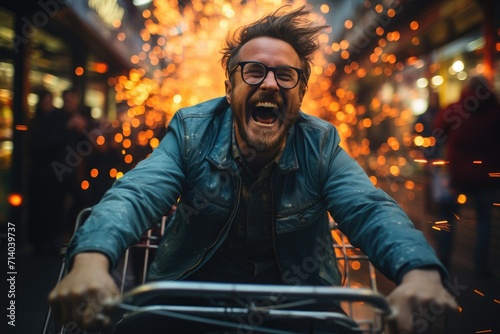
42, 208, 392, 334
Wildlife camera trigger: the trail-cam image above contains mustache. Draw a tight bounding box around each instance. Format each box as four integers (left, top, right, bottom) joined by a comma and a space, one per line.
248, 92, 284, 107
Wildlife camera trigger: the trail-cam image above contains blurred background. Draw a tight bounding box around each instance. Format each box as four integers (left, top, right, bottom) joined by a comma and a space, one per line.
0, 0, 499, 333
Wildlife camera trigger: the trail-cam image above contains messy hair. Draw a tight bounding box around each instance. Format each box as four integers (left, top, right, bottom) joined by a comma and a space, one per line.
221, 5, 329, 85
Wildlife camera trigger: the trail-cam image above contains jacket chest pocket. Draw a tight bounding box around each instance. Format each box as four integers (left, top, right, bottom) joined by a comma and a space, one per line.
180, 182, 234, 221
275, 196, 324, 234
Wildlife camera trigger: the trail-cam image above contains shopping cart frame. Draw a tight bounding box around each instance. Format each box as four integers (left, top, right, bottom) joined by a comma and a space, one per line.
42, 208, 392, 334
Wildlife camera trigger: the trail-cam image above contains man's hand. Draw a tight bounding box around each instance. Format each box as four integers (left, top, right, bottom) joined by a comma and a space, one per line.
386, 268, 459, 333
48, 252, 120, 330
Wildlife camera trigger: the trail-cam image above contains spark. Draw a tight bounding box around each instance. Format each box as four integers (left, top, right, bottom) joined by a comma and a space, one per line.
473, 289, 485, 297
432, 160, 448, 165
430, 220, 451, 232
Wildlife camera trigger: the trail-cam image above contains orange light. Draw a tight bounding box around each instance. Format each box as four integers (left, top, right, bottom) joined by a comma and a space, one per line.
9, 193, 23, 206
15, 124, 28, 131
81, 180, 90, 190
112, 19, 121, 28
404, 180, 415, 190
457, 194, 467, 204
414, 122, 424, 133
124, 154, 133, 164
150, 137, 160, 148
90, 168, 99, 178
96, 135, 105, 145
351, 261, 361, 270
93, 62, 108, 74
75, 67, 84, 76
114, 133, 123, 143
410, 21, 419, 30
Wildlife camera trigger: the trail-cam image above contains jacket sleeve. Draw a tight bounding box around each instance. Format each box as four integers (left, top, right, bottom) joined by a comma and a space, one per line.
321, 125, 446, 284
65, 111, 187, 269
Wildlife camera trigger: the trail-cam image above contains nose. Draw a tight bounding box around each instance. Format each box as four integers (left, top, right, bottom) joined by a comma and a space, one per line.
259, 70, 280, 91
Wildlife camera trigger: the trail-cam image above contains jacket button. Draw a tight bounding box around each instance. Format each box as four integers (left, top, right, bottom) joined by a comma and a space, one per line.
300, 218, 307, 225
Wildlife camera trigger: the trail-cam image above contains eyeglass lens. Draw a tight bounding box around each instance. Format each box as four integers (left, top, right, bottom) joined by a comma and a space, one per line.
241, 62, 299, 89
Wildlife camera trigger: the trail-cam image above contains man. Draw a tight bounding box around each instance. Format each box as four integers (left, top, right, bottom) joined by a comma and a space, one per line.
49, 6, 457, 333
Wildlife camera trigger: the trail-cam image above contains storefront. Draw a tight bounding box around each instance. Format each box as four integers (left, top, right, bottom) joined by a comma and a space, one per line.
0, 0, 148, 236
326, 0, 499, 168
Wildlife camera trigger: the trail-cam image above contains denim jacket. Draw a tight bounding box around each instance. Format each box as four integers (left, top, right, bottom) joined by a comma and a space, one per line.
67, 97, 445, 285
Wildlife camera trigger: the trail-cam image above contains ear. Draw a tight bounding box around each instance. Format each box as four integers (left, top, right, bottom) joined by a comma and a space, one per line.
224, 79, 232, 104
299, 85, 307, 104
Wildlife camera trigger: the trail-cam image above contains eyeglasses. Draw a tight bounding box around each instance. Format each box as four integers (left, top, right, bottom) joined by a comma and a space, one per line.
228, 61, 305, 90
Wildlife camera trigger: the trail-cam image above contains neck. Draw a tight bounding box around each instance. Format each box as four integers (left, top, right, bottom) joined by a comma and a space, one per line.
240, 145, 277, 175
236, 135, 287, 175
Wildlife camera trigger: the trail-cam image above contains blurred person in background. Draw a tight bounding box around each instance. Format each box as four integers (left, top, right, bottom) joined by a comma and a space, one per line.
59, 88, 91, 238
414, 91, 442, 161
433, 74, 500, 277
27, 90, 67, 255
413, 91, 454, 216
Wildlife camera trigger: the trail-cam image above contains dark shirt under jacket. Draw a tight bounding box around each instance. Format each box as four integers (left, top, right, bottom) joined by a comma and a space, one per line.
186, 132, 283, 284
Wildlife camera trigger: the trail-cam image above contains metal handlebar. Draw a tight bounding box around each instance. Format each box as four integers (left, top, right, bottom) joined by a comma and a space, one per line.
103, 281, 392, 334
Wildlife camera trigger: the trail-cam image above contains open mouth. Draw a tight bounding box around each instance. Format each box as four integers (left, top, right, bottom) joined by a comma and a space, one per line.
250, 102, 280, 125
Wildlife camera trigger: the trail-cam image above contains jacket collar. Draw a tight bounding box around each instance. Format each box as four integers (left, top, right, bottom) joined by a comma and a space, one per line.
207, 98, 299, 174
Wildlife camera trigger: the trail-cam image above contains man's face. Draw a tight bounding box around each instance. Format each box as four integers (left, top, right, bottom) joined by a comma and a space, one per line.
225, 37, 306, 155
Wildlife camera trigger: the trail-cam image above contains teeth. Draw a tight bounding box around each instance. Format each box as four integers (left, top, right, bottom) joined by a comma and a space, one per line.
255, 102, 278, 108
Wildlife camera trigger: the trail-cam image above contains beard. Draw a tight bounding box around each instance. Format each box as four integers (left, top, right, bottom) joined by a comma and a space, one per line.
233, 108, 298, 154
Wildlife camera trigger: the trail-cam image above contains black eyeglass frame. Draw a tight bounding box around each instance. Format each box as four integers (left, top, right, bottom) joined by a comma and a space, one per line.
228, 61, 306, 90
